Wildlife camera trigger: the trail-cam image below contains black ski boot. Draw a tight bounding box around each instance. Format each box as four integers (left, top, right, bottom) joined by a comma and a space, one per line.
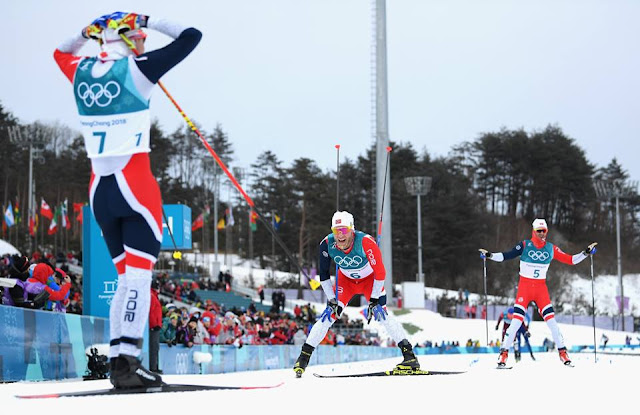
109, 354, 164, 389
293, 343, 315, 378
395, 339, 420, 372
514, 343, 521, 362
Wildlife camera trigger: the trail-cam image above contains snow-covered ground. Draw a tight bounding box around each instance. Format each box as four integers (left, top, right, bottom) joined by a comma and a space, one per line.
1, 252, 637, 411
3, 350, 638, 412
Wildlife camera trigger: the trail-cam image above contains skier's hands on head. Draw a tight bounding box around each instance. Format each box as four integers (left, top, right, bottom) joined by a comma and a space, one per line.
320, 298, 342, 322
366, 297, 387, 324
106, 12, 149, 34
479, 249, 492, 259
584, 242, 598, 255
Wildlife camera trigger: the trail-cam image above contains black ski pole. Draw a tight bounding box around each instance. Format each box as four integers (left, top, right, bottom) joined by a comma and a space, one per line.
590, 253, 597, 363
483, 257, 489, 346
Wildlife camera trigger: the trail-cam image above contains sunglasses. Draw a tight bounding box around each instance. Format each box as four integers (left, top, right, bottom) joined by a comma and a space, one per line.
535, 229, 547, 233
331, 226, 352, 237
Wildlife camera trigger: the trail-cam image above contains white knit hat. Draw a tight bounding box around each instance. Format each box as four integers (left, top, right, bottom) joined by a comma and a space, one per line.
332, 211, 354, 229
532, 218, 548, 230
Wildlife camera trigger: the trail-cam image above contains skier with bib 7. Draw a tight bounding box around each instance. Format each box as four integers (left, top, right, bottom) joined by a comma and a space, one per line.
54, 11, 201, 388
479, 218, 597, 368
293, 211, 420, 377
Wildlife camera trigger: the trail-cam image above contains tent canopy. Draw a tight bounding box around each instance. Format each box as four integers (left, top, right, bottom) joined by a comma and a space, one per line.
0, 240, 20, 256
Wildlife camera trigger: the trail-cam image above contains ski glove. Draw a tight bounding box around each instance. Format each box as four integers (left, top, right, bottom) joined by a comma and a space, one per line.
82, 14, 110, 40
584, 242, 598, 255
320, 299, 342, 322
479, 249, 492, 259
82, 23, 103, 40
107, 12, 149, 34
366, 298, 387, 324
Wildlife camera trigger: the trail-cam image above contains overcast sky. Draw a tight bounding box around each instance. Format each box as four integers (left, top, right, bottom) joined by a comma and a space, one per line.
3, 0, 640, 184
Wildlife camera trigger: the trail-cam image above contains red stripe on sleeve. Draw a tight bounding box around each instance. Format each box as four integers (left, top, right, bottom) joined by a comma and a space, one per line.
552, 245, 573, 265
362, 235, 386, 281
53, 49, 83, 83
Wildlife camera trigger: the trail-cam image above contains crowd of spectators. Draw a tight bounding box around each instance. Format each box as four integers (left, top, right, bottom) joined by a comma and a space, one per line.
1, 253, 385, 348
153, 272, 381, 348
1, 252, 83, 314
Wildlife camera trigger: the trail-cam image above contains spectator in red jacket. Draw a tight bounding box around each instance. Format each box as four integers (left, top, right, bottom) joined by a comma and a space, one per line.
149, 280, 163, 373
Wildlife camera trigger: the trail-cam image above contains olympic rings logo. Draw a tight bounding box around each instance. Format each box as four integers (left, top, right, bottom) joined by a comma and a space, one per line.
334, 255, 363, 267
528, 251, 550, 261
77, 81, 121, 107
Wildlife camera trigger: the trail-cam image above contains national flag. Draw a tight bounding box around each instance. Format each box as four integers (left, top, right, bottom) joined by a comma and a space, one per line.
217, 217, 225, 230
13, 199, 20, 224
226, 206, 235, 227
73, 203, 84, 224
192, 212, 204, 231
29, 213, 38, 236
4, 202, 15, 227
250, 210, 258, 232
40, 198, 53, 220
61, 199, 71, 230
203, 204, 211, 222
272, 213, 281, 231
48, 208, 59, 235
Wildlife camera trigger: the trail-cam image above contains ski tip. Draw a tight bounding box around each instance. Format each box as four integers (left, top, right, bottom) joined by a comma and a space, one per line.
241, 381, 285, 390
16, 393, 61, 400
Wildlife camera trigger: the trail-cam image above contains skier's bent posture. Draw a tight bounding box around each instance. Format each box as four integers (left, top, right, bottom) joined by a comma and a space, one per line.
293, 211, 420, 377
54, 11, 201, 388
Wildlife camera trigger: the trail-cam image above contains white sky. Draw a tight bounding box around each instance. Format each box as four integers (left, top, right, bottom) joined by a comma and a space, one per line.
3, 0, 640, 182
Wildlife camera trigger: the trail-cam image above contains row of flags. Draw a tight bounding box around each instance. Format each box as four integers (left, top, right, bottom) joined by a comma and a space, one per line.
2, 198, 85, 236
191, 206, 282, 232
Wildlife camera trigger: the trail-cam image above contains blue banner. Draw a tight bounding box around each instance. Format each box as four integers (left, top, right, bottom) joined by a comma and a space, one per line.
161, 204, 192, 250
83, 204, 192, 318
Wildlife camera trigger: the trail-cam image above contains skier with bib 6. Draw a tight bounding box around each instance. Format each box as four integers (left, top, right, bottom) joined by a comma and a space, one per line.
293, 211, 420, 377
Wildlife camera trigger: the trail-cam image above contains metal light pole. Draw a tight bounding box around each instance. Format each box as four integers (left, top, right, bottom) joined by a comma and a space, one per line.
8, 125, 45, 254
594, 179, 638, 331
404, 176, 432, 284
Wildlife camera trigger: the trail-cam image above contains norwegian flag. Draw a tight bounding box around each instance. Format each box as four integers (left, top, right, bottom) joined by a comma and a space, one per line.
40, 198, 53, 220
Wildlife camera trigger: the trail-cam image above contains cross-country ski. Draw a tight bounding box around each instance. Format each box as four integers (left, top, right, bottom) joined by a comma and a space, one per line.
16, 382, 284, 399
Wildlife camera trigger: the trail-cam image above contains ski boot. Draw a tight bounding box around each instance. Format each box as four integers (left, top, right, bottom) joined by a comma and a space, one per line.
497, 348, 509, 368
109, 354, 164, 389
394, 340, 421, 373
293, 343, 315, 378
558, 347, 572, 366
